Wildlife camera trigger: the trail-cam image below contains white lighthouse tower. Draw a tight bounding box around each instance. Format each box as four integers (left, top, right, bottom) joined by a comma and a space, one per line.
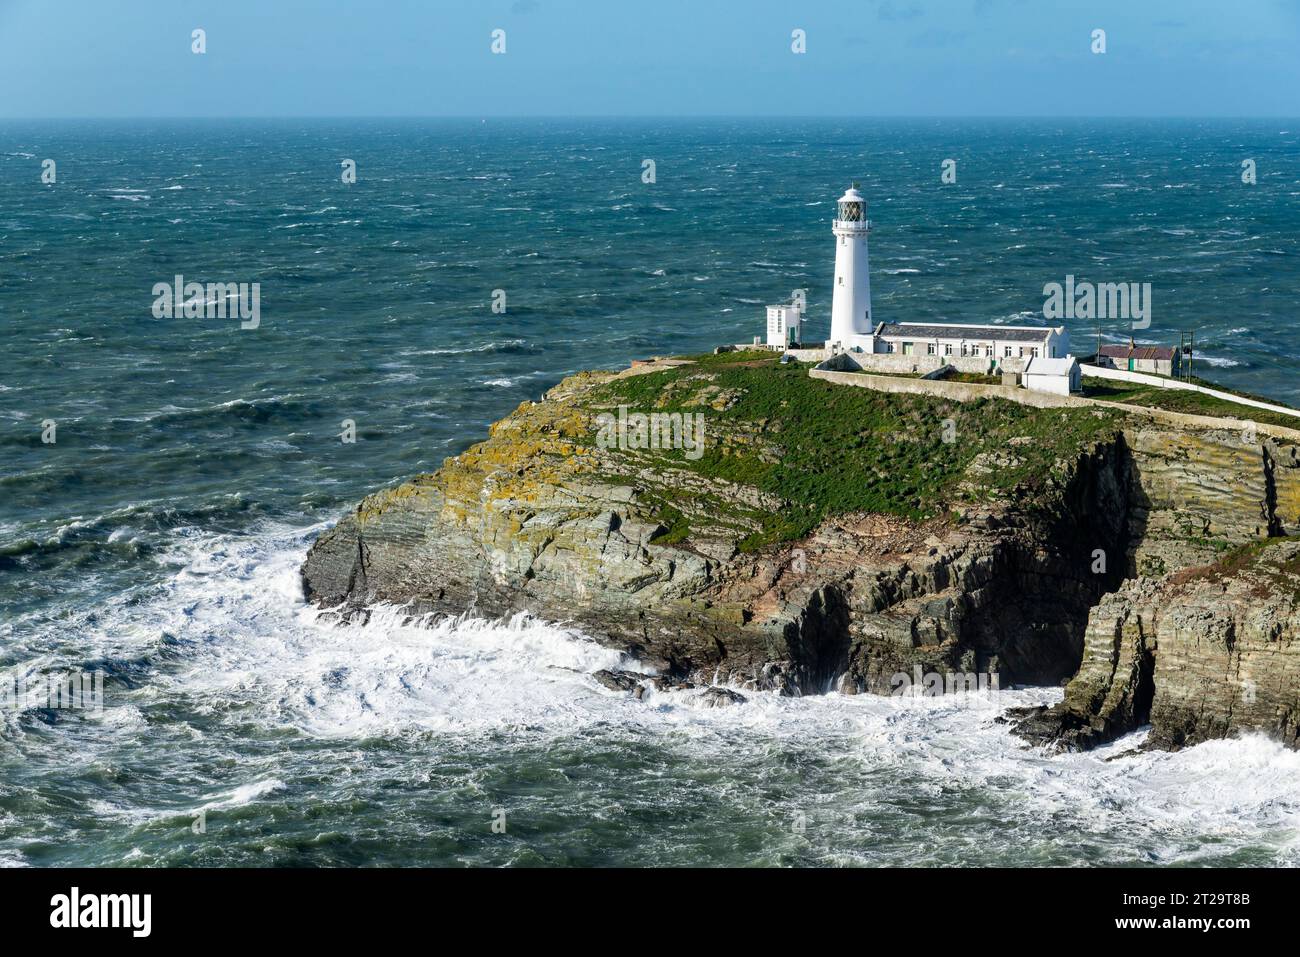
827, 185, 873, 351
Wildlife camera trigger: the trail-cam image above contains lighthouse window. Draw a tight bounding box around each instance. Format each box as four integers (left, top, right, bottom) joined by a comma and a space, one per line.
838, 276, 843, 285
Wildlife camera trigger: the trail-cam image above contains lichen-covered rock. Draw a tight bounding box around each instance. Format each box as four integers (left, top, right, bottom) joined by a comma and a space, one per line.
302, 356, 1300, 751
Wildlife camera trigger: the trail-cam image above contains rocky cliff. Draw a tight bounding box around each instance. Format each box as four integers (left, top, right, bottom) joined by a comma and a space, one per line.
301, 352, 1300, 750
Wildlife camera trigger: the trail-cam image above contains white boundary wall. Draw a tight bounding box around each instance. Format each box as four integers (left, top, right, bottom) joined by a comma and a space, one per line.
1081, 364, 1300, 421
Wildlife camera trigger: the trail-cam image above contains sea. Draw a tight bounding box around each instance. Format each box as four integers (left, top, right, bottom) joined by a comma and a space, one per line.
2, 118, 1299, 867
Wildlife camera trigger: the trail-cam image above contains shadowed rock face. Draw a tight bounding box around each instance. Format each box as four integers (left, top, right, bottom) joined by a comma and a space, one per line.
301, 362, 1300, 751
1010, 429, 1300, 752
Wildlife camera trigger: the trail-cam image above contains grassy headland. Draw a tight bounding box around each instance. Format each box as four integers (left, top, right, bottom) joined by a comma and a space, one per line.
581, 351, 1125, 551
1083, 377, 1300, 430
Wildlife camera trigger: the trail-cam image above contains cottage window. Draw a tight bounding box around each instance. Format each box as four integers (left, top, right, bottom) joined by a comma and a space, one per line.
1004, 346, 1012, 357
985, 345, 993, 357
944, 344, 953, 356
927, 343, 936, 355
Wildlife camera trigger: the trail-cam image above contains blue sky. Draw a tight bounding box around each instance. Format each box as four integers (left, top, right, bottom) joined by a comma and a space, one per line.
1, 0, 1298, 117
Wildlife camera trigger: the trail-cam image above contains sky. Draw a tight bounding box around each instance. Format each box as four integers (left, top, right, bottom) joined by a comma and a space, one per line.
0, 0, 1298, 118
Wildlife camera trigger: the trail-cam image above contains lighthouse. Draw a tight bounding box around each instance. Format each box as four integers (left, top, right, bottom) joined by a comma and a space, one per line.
827, 185, 873, 350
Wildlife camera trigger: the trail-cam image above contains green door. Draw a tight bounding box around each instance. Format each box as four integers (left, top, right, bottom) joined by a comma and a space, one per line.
1128, 358, 1135, 371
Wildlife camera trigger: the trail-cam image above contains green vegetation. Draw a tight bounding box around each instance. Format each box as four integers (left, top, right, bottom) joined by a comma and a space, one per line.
1169, 536, 1300, 599
1083, 377, 1300, 430
1185, 374, 1290, 406
582, 351, 1125, 551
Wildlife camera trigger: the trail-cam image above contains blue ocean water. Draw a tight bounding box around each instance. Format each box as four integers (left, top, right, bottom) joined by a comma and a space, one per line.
2, 119, 1300, 867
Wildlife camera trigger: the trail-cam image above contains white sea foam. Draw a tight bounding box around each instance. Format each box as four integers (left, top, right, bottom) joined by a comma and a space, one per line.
111, 524, 631, 739
12, 521, 1299, 863
197, 778, 286, 812
1195, 354, 1242, 368
403, 339, 527, 356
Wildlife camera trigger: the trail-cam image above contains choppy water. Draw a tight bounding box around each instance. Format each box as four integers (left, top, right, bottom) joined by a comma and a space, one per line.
3, 119, 1299, 866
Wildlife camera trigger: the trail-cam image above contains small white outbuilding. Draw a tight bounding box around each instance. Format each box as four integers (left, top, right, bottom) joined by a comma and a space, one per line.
1022, 355, 1081, 396
765, 303, 803, 349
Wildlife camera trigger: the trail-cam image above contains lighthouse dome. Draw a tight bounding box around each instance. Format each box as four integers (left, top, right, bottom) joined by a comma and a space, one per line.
836, 186, 866, 224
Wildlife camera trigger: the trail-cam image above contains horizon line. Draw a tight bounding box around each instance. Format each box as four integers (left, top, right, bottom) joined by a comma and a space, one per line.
3, 114, 1299, 122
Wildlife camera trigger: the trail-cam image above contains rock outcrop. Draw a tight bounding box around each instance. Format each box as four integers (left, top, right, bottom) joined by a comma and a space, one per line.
301, 354, 1300, 751
1015, 539, 1300, 751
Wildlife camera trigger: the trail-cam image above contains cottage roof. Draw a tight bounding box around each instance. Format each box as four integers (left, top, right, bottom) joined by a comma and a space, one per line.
1098, 344, 1177, 361
876, 322, 1055, 343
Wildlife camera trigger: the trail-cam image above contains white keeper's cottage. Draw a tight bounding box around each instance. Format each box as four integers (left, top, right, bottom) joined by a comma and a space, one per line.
869, 321, 1070, 363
